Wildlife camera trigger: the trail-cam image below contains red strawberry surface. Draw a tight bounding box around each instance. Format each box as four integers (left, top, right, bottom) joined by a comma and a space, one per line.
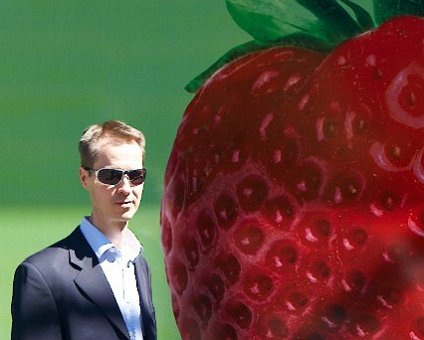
161, 6, 424, 340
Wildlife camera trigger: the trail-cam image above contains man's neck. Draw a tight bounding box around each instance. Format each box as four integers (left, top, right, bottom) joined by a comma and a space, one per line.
88, 215, 128, 249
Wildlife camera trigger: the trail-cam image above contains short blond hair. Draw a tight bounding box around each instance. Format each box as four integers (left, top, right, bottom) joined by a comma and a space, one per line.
79, 120, 145, 168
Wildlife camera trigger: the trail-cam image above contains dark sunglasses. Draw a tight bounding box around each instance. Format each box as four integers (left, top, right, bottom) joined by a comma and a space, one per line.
83, 167, 147, 186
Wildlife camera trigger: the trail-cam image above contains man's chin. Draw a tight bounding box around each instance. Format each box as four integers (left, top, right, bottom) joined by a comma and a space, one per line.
119, 211, 136, 221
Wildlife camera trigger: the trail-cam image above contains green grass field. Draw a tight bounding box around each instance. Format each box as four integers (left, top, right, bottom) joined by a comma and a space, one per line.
0, 204, 180, 340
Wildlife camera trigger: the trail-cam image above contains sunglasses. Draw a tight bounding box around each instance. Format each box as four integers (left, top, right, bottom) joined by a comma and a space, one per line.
83, 167, 147, 186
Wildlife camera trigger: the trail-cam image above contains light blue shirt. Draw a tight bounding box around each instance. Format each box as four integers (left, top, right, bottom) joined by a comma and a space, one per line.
80, 217, 143, 340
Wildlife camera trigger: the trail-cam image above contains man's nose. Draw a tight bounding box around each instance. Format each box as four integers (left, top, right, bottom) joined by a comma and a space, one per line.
117, 175, 132, 193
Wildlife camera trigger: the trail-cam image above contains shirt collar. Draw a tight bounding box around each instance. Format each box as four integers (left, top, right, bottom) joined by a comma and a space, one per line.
79, 217, 142, 263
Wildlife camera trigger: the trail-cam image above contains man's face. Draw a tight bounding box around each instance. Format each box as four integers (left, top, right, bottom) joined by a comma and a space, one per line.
79, 137, 145, 229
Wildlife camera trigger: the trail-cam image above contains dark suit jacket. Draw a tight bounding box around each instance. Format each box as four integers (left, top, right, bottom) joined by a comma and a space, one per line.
11, 227, 157, 340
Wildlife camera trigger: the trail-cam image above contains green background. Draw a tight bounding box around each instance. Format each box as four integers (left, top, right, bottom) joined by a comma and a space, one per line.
1, 1, 372, 339
0, 1, 251, 206
0, 1, 249, 338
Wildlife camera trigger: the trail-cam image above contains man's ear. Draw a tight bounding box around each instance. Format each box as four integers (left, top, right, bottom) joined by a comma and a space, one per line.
79, 167, 90, 190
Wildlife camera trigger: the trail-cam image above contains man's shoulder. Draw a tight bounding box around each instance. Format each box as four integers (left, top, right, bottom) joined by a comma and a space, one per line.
22, 227, 82, 268
14, 227, 89, 290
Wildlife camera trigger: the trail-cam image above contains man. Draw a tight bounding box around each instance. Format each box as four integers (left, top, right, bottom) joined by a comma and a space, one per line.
11, 120, 157, 340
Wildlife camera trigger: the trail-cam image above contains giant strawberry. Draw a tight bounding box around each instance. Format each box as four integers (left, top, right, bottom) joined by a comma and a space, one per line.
161, 1, 424, 339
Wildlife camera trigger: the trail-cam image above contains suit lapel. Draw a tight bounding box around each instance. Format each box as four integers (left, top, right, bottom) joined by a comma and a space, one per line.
67, 228, 129, 339
134, 255, 155, 331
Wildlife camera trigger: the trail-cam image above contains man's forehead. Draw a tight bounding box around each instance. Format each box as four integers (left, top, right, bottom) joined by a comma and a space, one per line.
96, 136, 139, 148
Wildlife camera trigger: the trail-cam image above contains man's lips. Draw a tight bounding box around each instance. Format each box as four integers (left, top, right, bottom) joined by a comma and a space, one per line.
115, 200, 133, 206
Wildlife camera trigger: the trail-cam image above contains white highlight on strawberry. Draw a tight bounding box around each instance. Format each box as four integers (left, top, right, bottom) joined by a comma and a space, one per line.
386, 61, 424, 129
356, 325, 366, 337
251, 70, 279, 94
305, 228, 318, 242
369, 141, 413, 172
321, 316, 337, 329
409, 332, 422, 340
341, 279, 352, 292
334, 187, 343, 204
259, 113, 274, 140
366, 54, 377, 67
370, 204, 384, 217
377, 295, 394, 309
285, 301, 296, 311
232, 150, 240, 163
273, 149, 282, 163
408, 215, 424, 238
273, 211, 284, 224
249, 283, 260, 295
413, 147, 424, 184
337, 55, 347, 66
240, 236, 251, 247
272, 256, 283, 269
298, 93, 310, 110
242, 187, 253, 198
283, 74, 301, 91
306, 272, 318, 283
316, 117, 325, 142
382, 252, 393, 263
343, 238, 354, 251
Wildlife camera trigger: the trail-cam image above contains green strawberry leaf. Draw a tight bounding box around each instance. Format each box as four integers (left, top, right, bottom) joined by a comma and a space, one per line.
226, 0, 371, 45
374, 0, 424, 24
295, 0, 361, 39
225, 0, 331, 42
338, 0, 375, 30
185, 33, 331, 93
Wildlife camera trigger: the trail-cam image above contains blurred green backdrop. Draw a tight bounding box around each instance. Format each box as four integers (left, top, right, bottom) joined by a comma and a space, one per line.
1, 1, 373, 339
0, 1, 252, 206
0, 1, 250, 339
